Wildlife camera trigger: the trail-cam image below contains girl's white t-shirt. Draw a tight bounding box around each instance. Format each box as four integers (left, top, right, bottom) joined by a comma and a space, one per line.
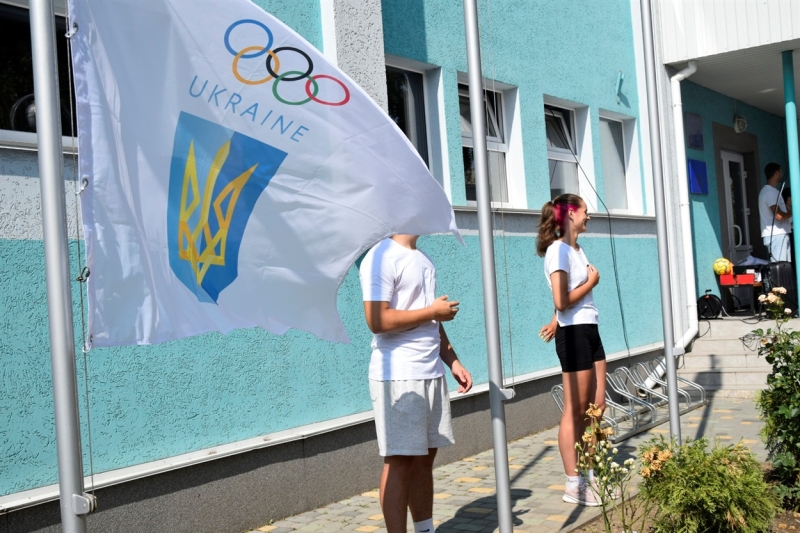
544, 240, 599, 326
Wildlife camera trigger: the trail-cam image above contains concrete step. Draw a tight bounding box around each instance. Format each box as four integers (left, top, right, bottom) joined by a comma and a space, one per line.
680, 353, 770, 370
694, 317, 800, 341
678, 367, 768, 389
689, 338, 756, 355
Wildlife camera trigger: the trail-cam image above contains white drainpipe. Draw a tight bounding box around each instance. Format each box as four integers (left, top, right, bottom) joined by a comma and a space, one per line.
671, 60, 699, 352
644, 61, 698, 390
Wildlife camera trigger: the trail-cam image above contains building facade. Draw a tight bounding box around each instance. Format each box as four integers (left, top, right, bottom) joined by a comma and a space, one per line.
6, 0, 791, 531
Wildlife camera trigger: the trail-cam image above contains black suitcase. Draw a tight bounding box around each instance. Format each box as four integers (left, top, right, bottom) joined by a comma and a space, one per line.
763, 261, 798, 313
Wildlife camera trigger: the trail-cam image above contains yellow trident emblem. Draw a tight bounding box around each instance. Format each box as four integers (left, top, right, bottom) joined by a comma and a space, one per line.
178, 140, 258, 285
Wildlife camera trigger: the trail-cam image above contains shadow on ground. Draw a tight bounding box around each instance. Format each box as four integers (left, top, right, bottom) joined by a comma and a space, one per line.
435, 489, 532, 533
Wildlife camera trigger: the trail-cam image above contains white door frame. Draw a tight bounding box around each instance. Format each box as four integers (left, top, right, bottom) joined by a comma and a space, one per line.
720, 150, 752, 263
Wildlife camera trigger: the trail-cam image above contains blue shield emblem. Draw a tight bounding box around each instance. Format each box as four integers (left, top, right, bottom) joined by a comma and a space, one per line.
167, 112, 287, 303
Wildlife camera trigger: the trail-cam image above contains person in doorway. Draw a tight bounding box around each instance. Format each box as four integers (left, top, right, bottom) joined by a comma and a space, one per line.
359, 234, 473, 533
759, 162, 792, 262
537, 194, 605, 507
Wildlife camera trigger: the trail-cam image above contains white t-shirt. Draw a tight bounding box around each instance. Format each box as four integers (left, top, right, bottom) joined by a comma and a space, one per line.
759, 184, 791, 238
544, 241, 599, 326
359, 238, 445, 381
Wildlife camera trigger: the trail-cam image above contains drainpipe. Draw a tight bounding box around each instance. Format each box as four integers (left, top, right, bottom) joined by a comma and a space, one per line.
671, 61, 699, 351
642, 62, 697, 392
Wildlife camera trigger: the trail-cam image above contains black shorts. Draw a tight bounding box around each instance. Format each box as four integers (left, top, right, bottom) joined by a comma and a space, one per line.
555, 324, 606, 373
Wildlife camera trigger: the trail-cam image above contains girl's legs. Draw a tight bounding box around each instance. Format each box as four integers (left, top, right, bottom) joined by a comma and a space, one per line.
558, 368, 596, 476
593, 359, 607, 415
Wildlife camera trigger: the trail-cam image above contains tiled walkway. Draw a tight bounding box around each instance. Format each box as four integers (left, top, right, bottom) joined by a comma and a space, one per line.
250, 396, 766, 533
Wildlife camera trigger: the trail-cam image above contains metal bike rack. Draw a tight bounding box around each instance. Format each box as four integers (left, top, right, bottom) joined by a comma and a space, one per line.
550, 356, 708, 442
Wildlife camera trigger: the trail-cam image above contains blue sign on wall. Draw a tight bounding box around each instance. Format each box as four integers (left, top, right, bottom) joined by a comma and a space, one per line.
688, 159, 708, 195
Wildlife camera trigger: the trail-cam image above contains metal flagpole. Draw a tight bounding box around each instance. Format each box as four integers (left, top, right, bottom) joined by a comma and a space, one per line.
29, 1, 94, 531
462, 1, 515, 531
639, 0, 682, 443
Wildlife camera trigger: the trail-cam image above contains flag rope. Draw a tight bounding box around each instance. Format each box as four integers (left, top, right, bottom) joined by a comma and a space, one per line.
65, 10, 97, 496
483, 0, 517, 393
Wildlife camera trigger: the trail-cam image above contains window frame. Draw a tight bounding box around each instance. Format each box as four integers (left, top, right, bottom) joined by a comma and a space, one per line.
458, 82, 511, 208
385, 64, 430, 167
544, 106, 578, 163
384, 55, 453, 200
599, 115, 628, 212
0, 0, 76, 151
598, 109, 643, 215
543, 97, 598, 211
545, 104, 580, 200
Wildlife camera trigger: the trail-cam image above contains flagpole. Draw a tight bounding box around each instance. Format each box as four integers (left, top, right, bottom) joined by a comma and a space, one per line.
462, 1, 515, 531
639, 0, 682, 443
29, 1, 93, 531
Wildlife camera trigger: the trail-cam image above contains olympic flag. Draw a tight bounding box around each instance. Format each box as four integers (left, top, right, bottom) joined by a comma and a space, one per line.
68, 0, 460, 346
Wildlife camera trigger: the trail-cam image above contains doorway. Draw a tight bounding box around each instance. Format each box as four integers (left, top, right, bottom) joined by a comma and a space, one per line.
720, 150, 752, 264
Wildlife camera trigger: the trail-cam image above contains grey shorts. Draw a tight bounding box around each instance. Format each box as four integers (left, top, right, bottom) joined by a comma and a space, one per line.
369, 377, 455, 457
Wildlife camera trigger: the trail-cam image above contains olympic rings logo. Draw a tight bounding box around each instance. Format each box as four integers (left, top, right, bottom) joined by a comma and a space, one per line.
224, 19, 351, 107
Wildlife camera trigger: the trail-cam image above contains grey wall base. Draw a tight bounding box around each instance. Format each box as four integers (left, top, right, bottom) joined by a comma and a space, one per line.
2, 349, 658, 533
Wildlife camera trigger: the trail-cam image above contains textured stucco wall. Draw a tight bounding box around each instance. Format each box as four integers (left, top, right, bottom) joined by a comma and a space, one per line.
332, 0, 389, 111
381, 0, 644, 210
0, 148, 662, 496
681, 81, 788, 298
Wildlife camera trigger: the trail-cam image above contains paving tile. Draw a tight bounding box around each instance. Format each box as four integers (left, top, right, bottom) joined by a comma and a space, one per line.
249, 397, 767, 533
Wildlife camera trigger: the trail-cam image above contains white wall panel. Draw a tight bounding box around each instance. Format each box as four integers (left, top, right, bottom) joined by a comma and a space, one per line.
659, 0, 800, 64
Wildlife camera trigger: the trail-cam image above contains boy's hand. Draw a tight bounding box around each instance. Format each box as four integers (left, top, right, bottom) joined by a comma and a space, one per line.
430, 295, 459, 322
450, 360, 472, 393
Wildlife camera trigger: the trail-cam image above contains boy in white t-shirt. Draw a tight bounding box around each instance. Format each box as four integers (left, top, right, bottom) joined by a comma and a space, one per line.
359, 235, 472, 533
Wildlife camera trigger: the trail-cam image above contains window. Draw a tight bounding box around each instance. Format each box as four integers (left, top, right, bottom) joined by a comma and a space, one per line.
599, 117, 628, 210
545, 105, 579, 199
1, 0, 75, 136
459, 83, 507, 204
386, 66, 428, 166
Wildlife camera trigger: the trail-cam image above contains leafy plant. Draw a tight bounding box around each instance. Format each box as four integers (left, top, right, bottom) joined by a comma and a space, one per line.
639, 437, 778, 533
753, 287, 800, 508
575, 404, 652, 533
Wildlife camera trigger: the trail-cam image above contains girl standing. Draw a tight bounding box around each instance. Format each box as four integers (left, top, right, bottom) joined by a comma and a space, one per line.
536, 194, 606, 507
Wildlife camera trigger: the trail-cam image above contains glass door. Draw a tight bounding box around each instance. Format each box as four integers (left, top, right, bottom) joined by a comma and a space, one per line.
721, 150, 751, 264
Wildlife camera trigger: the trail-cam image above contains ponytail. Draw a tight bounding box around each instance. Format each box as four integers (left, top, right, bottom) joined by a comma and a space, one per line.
536, 194, 584, 257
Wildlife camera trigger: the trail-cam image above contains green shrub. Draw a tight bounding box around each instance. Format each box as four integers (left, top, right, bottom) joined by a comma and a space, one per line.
639, 437, 778, 533
753, 286, 800, 508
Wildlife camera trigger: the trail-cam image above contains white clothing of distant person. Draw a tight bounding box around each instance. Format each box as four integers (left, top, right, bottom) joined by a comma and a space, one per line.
759, 183, 792, 262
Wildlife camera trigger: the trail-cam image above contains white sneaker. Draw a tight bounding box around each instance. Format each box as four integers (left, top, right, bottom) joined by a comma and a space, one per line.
562, 479, 601, 507
588, 477, 621, 500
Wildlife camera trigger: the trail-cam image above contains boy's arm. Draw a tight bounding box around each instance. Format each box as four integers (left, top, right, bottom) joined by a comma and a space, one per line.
439, 324, 472, 393
363, 296, 458, 335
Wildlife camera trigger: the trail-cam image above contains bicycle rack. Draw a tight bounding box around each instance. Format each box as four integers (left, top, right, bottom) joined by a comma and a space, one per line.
550, 356, 708, 443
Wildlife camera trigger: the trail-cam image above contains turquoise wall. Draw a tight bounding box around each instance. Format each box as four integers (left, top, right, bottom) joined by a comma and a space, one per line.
253, 0, 322, 50
382, 0, 644, 210
681, 81, 788, 298
0, 225, 662, 495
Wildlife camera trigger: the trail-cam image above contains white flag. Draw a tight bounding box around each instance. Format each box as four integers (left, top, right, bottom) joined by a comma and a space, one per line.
68, 0, 460, 346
